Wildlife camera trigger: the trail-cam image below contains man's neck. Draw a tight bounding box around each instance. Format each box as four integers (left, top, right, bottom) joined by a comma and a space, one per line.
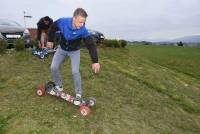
72, 20, 76, 29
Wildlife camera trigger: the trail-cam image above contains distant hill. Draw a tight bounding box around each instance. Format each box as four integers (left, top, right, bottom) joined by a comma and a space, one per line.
127, 35, 200, 44
169, 35, 200, 43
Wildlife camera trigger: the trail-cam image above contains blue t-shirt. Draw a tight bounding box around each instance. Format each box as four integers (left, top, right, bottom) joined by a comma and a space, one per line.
57, 17, 90, 41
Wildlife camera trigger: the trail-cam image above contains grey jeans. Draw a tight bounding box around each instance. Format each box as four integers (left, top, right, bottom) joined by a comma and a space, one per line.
50, 46, 82, 95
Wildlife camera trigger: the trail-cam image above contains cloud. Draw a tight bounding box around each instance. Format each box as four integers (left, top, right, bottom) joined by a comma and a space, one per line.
1, 0, 200, 40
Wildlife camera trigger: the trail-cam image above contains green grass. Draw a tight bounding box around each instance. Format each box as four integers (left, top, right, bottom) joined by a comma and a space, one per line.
128, 45, 200, 79
0, 45, 200, 134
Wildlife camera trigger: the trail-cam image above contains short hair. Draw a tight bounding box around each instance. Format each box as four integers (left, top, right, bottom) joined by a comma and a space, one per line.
73, 8, 88, 18
43, 16, 51, 21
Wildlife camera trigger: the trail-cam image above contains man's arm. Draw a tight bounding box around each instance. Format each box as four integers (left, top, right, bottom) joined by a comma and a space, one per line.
83, 36, 100, 73
47, 21, 59, 48
48, 21, 59, 42
49, 18, 53, 26
83, 36, 98, 63
37, 22, 42, 41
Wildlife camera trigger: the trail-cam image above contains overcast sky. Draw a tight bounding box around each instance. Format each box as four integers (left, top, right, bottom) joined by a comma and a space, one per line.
1, 0, 200, 41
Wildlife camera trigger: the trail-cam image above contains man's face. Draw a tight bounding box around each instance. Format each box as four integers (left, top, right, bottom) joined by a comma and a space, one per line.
73, 15, 86, 29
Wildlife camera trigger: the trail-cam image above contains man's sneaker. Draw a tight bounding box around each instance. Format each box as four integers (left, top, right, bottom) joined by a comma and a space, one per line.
55, 86, 63, 92
48, 89, 57, 96
76, 94, 82, 99
73, 94, 82, 106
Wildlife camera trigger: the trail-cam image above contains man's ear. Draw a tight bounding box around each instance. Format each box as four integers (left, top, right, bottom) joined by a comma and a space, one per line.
73, 16, 77, 20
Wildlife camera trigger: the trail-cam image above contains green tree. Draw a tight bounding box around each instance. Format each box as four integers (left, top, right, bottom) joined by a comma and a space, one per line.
0, 40, 8, 53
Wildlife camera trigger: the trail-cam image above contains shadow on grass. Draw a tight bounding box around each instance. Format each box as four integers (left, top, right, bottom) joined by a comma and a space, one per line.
106, 59, 200, 115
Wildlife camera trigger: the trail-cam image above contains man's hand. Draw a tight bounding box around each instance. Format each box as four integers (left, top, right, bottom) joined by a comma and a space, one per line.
47, 42, 54, 49
92, 63, 100, 74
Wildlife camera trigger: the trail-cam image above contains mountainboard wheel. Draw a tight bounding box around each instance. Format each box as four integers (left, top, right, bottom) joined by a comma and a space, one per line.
45, 81, 55, 92
88, 98, 96, 107
79, 106, 91, 116
36, 85, 45, 96
40, 53, 45, 59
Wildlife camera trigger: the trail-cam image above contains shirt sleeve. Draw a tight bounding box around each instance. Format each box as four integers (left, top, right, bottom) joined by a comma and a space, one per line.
48, 21, 60, 42
82, 28, 98, 63
37, 19, 43, 40
82, 27, 91, 38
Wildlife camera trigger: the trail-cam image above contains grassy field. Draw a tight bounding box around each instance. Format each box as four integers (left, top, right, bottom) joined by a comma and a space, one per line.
0, 45, 200, 134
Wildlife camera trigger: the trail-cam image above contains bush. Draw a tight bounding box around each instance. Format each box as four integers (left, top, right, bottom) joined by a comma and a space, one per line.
104, 39, 120, 48
103, 39, 113, 47
104, 39, 127, 48
0, 40, 8, 53
15, 38, 25, 51
177, 41, 184, 46
112, 40, 120, 48
119, 40, 127, 48
31, 39, 39, 49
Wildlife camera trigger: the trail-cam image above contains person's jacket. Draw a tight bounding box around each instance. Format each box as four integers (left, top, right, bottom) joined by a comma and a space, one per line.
37, 17, 53, 40
48, 17, 98, 63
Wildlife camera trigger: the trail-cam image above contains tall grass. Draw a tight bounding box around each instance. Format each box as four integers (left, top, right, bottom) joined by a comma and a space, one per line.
0, 46, 200, 134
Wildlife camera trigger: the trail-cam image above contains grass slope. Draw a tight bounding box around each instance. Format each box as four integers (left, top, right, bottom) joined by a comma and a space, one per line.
0, 45, 200, 134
